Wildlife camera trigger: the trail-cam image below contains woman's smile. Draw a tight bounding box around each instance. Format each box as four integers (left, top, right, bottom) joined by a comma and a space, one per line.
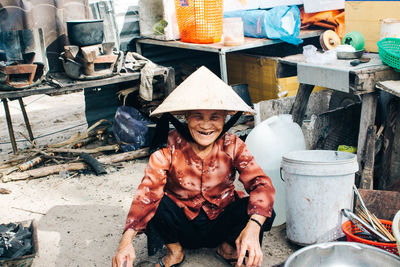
186, 110, 226, 155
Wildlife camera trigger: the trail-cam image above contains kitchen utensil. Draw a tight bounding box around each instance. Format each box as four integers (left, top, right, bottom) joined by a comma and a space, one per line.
284, 242, 400, 267
337, 50, 364, 59
342, 208, 390, 242
350, 57, 371, 66
353, 185, 376, 229
66, 19, 104, 47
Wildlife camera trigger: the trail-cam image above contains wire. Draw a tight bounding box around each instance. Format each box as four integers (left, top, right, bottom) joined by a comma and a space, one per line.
0, 123, 87, 145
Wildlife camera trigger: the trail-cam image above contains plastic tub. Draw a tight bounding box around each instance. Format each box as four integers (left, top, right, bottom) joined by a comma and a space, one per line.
393, 210, 400, 255
282, 150, 358, 245
223, 17, 244, 46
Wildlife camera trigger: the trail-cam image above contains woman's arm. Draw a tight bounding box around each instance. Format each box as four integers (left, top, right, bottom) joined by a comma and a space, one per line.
235, 214, 266, 267
112, 229, 137, 267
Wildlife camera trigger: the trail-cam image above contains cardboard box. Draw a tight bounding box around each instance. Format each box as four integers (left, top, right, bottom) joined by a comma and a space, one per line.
227, 53, 325, 103
226, 53, 299, 102
345, 1, 400, 52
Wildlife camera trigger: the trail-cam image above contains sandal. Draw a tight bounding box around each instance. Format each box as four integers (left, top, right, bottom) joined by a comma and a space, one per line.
158, 255, 185, 267
215, 250, 246, 266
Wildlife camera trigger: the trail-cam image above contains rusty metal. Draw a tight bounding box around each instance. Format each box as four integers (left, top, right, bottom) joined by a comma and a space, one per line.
18, 97, 34, 141
2, 98, 17, 153
0, 64, 37, 87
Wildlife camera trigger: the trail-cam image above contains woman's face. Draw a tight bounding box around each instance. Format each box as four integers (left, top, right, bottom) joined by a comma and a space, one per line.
186, 110, 226, 149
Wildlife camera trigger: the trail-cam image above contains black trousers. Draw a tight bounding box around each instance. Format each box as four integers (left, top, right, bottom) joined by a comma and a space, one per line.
145, 195, 275, 255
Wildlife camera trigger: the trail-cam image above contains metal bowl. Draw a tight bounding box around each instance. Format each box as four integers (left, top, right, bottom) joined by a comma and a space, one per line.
284, 242, 400, 267
337, 50, 364, 59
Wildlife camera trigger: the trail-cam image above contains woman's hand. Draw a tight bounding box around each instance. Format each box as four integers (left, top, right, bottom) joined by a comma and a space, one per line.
235, 215, 266, 267
112, 229, 137, 267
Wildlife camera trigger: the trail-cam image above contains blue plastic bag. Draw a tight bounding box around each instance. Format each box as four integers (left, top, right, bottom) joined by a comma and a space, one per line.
224, 6, 302, 45
112, 106, 153, 152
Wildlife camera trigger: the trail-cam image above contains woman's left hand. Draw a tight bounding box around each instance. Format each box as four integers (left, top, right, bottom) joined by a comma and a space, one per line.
235, 215, 266, 267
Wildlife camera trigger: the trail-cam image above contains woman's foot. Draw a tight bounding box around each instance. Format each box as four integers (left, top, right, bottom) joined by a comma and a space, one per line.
216, 242, 239, 266
155, 242, 185, 267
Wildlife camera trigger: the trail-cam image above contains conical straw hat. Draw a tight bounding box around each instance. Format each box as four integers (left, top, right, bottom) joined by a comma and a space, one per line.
150, 66, 255, 116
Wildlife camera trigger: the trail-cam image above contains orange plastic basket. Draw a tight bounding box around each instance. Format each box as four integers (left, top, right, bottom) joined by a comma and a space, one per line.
342, 219, 399, 256
174, 0, 223, 44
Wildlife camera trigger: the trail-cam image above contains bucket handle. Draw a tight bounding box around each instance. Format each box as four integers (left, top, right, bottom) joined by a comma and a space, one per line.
280, 167, 285, 182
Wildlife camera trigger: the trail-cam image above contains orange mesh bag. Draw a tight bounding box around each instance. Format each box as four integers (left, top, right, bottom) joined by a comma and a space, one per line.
175, 0, 223, 43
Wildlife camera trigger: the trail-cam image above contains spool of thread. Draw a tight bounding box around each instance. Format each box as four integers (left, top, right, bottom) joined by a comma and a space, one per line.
341, 31, 365, 51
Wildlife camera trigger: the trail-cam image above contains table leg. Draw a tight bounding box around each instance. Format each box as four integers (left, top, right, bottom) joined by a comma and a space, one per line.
356, 93, 378, 184
218, 51, 228, 83
2, 98, 18, 153
290, 83, 315, 126
18, 98, 34, 141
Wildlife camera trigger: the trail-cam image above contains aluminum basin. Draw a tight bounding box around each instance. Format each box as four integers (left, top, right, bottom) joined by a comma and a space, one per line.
284, 242, 400, 267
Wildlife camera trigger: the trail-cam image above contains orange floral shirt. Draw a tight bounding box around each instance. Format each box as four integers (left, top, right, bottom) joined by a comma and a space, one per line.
124, 130, 275, 233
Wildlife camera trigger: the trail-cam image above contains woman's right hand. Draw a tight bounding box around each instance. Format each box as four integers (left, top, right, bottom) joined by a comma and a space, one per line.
112, 229, 137, 267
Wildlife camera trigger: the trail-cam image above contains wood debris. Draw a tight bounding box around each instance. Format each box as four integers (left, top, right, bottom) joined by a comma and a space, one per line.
1, 119, 150, 182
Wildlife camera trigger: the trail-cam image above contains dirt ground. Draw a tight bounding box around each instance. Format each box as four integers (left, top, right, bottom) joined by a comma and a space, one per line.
0, 92, 297, 266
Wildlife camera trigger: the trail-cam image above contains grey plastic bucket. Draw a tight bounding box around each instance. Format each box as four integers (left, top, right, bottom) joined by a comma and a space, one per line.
281, 150, 359, 245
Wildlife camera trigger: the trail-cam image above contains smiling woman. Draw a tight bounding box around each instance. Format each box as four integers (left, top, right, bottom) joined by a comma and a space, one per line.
112, 66, 276, 267
186, 110, 226, 158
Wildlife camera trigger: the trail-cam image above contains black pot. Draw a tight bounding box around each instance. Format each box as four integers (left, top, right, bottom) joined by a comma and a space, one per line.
67, 19, 104, 47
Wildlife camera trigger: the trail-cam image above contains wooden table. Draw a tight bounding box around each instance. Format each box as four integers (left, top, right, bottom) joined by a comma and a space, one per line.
277, 53, 400, 189
136, 30, 323, 83
1, 67, 173, 153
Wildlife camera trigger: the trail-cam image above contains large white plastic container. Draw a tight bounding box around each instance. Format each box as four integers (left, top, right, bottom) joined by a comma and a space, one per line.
281, 150, 358, 245
245, 114, 306, 226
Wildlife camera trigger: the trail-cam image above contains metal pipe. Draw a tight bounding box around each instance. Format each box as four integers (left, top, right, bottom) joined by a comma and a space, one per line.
2, 98, 18, 153
18, 98, 34, 141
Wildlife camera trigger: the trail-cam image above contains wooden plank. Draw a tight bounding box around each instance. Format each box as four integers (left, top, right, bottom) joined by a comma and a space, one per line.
353, 70, 400, 93
356, 93, 378, 169
376, 80, 400, 98
380, 97, 400, 189
359, 125, 376, 189
0, 68, 167, 99
290, 83, 314, 126
357, 189, 400, 220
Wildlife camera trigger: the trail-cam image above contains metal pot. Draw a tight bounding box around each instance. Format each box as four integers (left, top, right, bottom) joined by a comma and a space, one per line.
284, 242, 400, 267
67, 19, 104, 47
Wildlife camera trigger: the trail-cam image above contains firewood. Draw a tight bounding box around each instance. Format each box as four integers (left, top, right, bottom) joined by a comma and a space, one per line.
0, 187, 11, 194
2, 147, 149, 182
46, 144, 120, 154
79, 152, 106, 175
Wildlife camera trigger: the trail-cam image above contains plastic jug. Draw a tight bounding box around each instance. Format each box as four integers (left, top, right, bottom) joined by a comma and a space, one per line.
245, 114, 306, 226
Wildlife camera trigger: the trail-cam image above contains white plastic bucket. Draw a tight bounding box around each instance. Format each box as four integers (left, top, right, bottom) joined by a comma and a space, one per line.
282, 150, 358, 245
246, 114, 306, 226
380, 18, 400, 40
